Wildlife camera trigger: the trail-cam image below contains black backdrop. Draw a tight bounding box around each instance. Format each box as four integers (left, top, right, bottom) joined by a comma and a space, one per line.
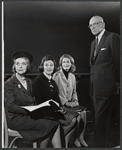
3, 1, 120, 118
4, 1, 120, 74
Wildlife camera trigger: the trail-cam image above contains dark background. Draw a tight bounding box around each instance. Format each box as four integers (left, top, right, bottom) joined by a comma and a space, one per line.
3, 1, 120, 117
4, 1, 120, 74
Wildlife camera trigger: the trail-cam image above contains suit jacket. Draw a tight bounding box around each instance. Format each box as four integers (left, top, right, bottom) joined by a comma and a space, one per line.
5, 73, 35, 118
90, 30, 120, 95
53, 69, 78, 105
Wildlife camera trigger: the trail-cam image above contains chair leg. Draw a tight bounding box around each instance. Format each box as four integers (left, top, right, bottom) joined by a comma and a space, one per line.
9, 137, 22, 148
13, 145, 17, 148
4, 135, 9, 148
33, 142, 37, 148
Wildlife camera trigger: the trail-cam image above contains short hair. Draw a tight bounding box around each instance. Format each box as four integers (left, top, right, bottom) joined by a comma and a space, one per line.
91, 16, 104, 23
12, 57, 33, 73
38, 55, 57, 73
58, 54, 76, 72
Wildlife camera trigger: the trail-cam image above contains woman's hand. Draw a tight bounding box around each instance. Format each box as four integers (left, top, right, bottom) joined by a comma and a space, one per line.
65, 100, 79, 107
73, 100, 79, 107
65, 101, 74, 107
55, 108, 67, 114
60, 108, 67, 114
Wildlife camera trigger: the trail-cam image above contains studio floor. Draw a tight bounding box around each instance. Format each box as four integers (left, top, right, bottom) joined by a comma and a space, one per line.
71, 119, 120, 148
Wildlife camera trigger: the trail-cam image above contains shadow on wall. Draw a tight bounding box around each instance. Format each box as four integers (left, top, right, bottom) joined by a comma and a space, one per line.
76, 75, 91, 110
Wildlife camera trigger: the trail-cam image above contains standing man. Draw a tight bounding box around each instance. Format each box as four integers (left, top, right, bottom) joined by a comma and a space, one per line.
88, 16, 120, 147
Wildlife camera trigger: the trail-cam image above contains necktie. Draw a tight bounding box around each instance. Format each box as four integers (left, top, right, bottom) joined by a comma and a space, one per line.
94, 36, 98, 57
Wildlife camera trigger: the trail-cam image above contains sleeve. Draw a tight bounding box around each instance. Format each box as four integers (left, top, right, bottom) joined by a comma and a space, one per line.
110, 33, 120, 82
72, 75, 78, 101
53, 73, 68, 106
32, 77, 44, 104
89, 41, 94, 67
53, 73, 59, 84
53, 81, 61, 105
4, 81, 28, 115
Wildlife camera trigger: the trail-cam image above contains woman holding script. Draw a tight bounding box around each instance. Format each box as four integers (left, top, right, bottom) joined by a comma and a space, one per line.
4, 51, 62, 148
33, 55, 79, 148
53, 54, 88, 147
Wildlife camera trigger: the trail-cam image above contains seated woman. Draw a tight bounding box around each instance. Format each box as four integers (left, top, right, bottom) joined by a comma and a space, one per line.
4, 51, 62, 148
32, 55, 78, 148
53, 54, 88, 147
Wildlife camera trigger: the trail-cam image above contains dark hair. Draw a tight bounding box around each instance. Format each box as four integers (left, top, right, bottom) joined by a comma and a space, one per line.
58, 54, 76, 72
12, 58, 33, 73
38, 55, 57, 73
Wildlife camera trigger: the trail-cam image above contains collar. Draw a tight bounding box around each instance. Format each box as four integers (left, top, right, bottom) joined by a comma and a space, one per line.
97, 29, 105, 44
11, 73, 31, 85
16, 73, 26, 83
60, 69, 72, 79
43, 72, 52, 80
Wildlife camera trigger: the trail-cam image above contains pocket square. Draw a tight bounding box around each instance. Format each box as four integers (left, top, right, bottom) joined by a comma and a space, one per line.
101, 48, 107, 51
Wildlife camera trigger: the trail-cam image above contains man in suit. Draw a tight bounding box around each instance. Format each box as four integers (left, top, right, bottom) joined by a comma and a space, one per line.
88, 16, 120, 147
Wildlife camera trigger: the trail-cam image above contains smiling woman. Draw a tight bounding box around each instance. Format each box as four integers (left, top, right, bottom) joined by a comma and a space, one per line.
4, 51, 62, 148
3, 1, 120, 148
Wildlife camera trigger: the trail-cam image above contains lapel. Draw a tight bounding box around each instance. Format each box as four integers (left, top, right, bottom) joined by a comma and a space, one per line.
11, 74, 32, 96
60, 69, 72, 85
60, 69, 69, 84
26, 78, 32, 95
94, 31, 106, 58
91, 31, 107, 63
90, 41, 96, 63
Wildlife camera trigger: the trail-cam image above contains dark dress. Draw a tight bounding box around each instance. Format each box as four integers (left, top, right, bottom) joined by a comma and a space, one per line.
4, 74, 59, 142
32, 73, 79, 126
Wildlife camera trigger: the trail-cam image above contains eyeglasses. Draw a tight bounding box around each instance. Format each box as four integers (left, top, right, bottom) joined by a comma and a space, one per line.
88, 22, 102, 29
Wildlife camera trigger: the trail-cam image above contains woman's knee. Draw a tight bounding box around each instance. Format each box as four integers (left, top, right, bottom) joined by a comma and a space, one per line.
70, 117, 77, 126
81, 110, 86, 115
80, 110, 86, 118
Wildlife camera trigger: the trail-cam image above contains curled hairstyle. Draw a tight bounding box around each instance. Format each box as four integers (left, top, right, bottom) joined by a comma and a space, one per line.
58, 54, 76, 72
38, 55, 57, 73
12, 57, 33, 73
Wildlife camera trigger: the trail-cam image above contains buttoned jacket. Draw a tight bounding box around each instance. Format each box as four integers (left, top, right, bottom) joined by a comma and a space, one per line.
90, 31, 120, 95
4, 73, 35, 117
32, 73, 60, 105
53, 69, 78, 105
